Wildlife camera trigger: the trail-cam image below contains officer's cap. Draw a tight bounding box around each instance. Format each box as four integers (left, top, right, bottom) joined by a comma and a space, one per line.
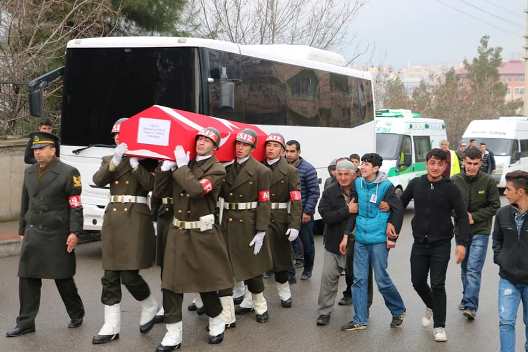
31, 132, 59, 150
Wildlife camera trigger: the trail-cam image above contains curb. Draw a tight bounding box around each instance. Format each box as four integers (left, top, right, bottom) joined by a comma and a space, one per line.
0, 239, 21, 258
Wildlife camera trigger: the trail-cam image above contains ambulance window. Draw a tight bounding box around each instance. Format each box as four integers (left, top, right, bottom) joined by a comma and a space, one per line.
401, 135, 412, 155
520, 140, 528, 153
413, 136, 431, 162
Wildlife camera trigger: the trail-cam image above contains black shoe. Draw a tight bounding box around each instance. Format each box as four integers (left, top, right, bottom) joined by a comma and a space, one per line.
233, 296, 244, 305
338, 296, 352, 306
140, 316, 157, 334
6, 326, 35, 337
188, 303, 206, 315
288, 276, 297, 285
281, 298, 292, 308
208, 332, 224, 344
300, 271, 312, 280
341, 321, 367, 331
68, 318, 83, 329
92, 333, 119, 344
316, 315, 330, 326
235, 306, 254, 315
153, 314, 164, 324
256, 311, 269, 323
188, 303, 197, 311
156, 344, 181, 351
463, 309, 476, 321
390, 313, 405, 328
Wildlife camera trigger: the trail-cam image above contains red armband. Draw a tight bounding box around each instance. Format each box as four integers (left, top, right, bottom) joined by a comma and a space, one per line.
199, 178, 213, 194
258, 190, 270, 202
68, 195, 82, 208
290, 190, 301, 201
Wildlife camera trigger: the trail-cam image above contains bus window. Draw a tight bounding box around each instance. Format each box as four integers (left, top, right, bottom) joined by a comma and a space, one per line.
413, 136, 431, 162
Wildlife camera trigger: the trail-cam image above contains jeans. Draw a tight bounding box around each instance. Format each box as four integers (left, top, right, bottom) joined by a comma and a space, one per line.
352, 242, 406, 325
344, 241, 373, 308
461, 234, 489, 311
498, 278, 528, 352
410, 240, 450, 328
299, 220, 315, 273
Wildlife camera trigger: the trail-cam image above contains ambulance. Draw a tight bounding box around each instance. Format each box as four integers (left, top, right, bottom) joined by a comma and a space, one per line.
375, 109, 448, 195
462, 116, 528, 188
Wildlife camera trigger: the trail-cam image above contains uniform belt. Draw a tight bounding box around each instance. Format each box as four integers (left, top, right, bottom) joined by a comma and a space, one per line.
270, 202, 289, 210
161, 197, 173, 205
109, 195, 148, 204
172, 218, 201, 230
223, 201, 258, 210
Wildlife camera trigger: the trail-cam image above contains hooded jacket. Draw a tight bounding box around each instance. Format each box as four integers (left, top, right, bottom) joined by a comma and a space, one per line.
354, 172, 403, 244
401, 175, 470, 245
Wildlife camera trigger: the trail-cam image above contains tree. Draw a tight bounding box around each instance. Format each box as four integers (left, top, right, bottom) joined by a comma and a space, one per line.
380, 76, 412, 110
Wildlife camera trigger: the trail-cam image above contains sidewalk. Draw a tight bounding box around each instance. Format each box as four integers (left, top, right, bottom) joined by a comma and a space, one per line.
0, 220, 21, 258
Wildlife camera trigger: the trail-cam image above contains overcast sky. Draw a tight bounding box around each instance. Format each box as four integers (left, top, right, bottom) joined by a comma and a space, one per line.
342, 0, 524, 67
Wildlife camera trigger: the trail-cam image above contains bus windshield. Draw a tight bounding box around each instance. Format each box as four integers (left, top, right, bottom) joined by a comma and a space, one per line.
376, 133, 401, 160
467, 138, 514, 156
61, 47, 197, 146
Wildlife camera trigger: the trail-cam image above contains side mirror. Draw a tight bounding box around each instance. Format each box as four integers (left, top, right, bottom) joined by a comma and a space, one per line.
28, 84, 43, 117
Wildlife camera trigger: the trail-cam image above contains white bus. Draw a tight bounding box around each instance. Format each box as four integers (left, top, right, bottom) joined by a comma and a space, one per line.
375, 109, 447, 195
28, 37, 375, 234
462, 117, 528, 187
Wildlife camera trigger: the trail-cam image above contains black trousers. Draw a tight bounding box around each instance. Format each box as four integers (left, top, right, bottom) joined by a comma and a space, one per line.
16, 277, 84, 329
218, 275, 265, 297
410, 240, 451, 328
344, 243, 374, 307
163, 290, 222, 323
101, 270, 151, 305
275, 270, 289, 284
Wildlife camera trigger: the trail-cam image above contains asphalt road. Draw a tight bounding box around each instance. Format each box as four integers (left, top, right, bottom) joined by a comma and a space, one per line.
0, 208, 524, 352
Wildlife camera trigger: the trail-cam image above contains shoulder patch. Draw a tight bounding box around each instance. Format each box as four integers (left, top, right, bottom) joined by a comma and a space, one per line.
72, 175, 82, 188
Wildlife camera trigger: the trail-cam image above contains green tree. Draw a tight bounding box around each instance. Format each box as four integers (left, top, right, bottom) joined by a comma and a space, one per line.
381, 76, 412, 109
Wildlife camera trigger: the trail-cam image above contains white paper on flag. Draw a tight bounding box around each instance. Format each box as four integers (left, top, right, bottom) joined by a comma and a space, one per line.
137, 117, 171, 146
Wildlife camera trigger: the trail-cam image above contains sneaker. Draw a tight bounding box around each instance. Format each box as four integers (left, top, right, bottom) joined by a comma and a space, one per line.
421, 308, 433, 327
300, 271, 312, 280
341, 321, 367, 331
433, 327, 447, 342
462, 309, 476, 321
338, 296, 352, 306
390, 312, 405, 328
316, 315, 330, 326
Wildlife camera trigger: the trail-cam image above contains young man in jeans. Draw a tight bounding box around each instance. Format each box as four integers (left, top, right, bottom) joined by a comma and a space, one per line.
342, 153, 405, 332
400, 148, 470, 342
493, 170, 528, 352
451, 147, 500, 320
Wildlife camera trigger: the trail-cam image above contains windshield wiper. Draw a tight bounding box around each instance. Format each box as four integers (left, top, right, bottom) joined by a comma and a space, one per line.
72, 144, 115, 155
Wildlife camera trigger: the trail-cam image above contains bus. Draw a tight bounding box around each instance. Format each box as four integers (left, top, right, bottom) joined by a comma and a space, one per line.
28, 37, 375, 233
375, 109, 447, 195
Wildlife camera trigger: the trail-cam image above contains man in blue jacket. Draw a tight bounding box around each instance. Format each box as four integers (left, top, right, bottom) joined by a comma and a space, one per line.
493, 170, 528, 352
341, 153, 405, 332
286, 140, 320, 280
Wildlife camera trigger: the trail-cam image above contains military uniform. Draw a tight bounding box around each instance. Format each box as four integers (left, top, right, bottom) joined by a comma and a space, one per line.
11, 133, 84, 335
92, 155, 156, 303
152, 165, 174, 271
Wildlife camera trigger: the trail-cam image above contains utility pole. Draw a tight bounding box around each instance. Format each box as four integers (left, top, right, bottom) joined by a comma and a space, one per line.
524, 0, 528, 115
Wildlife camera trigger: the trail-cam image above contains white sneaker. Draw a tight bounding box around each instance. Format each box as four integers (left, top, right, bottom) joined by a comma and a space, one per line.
421, 308, 433, 327
433, 327, 448, 342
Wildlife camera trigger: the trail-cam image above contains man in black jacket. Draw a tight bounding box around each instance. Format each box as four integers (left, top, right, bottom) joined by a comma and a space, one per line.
24, 119, 57, 164
400, 148, 470, 343
316, 160, 357, 326
493, 170, 528, 352
451, 147, 500, 320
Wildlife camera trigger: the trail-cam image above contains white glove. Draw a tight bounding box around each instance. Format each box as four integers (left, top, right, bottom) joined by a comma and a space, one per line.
161, 160, 177, 172
249, 231, 266, 255
174, 145, 190, 168
286, 228, 299, 242
112, 143, 128, 166
129, 157, 139, 170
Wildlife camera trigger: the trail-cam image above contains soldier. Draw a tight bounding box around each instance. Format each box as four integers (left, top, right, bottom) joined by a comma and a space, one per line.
263, 133, 302, 307
6, 132, 85, 337
217, 128, 273, 325
156, 127, 233, 351
92, 118, 159, 345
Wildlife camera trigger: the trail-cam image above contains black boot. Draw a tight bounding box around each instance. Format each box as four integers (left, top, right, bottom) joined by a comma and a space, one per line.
68, 318, 83, 329
208, 332, 224, 344
92, 333, 119, 344
280, 298, 292, 308
6, 326, 35, 337
156, 343, 181, 351
235, 306, 254, 315
256, 311, 269, 323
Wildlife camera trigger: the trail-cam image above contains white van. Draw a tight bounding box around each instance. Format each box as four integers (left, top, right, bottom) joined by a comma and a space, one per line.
462, 117, 528, 187
376, 109, 448, 195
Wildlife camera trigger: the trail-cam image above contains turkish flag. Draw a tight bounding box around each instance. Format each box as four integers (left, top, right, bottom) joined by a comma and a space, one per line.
119, 105, 267, 162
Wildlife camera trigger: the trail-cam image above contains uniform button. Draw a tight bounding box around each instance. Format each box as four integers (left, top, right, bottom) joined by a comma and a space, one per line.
229, 193, 233, 196
239, 195, 244, 198
125, 181, 129, 184
249, 181, 253, 185
124, 208, 128, 212
229, 218, 233, 222
187, 211, 191, 214
186, 194, 190, 197
180, 193, 184, 196
271, 219, 275, 223
113, 208, 117, 211
239, 219, 243, 223
114, 181, 119, 184
178, 210, 182, 213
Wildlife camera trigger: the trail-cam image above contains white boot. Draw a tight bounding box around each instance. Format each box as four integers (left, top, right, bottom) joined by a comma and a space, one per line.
253, 293, 268, 315
208, 314, 225, 344
276, 282, 292, 308
233, 282, 246, 304
239, 290, 254, 309
160, 321, 183, 348
139, 295, 159, 333
194, 293, 204, 309
219, 296, 236, 328
156, 305, 165, 318
93, 304, 120, 344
